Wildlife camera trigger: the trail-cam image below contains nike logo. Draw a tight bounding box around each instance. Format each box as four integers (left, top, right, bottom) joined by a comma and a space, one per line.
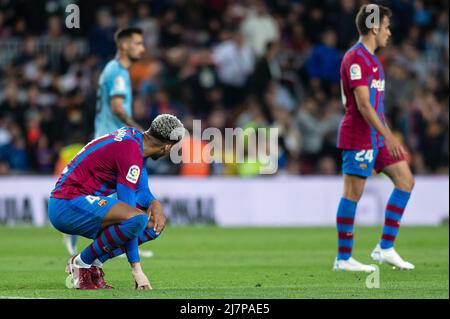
373, 67, 378, 72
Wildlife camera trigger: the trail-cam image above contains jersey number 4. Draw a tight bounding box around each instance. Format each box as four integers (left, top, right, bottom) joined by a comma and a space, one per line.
86, 195, 101, 204
355, 150, 374, 163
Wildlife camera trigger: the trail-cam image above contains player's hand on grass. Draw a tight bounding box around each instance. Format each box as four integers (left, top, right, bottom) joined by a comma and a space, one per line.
131, 266, 152, 290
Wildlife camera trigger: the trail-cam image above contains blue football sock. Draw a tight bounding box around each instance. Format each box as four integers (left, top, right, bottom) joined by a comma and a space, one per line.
380, 188, 411, 249
80, 214, 147, 265
97, 228, 159, 264
336, 198, 357, 260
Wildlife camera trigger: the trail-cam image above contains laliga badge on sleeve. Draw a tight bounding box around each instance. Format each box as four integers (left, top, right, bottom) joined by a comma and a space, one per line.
350, 64, 362, 80
126, 165, 140, 184
114, 75, 126, 92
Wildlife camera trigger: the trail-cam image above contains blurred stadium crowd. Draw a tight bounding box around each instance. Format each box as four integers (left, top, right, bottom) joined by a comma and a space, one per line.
0, 0, 448, 176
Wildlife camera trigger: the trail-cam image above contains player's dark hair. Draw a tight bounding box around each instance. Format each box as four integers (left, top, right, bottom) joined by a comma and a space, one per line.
356, 4, 392, 36
114, 27, 143, 44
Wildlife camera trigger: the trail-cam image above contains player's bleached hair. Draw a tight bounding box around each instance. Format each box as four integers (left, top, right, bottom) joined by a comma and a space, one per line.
148, 114, 185, 144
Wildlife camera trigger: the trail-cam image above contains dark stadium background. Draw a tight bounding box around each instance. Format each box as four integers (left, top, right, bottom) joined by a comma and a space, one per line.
0, 0, 448, 177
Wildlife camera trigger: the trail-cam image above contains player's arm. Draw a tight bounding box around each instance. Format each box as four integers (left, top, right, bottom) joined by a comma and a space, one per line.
116, 182, 137, 207
115, 140, 143, 204
110, 96, 144, 132
136, 168, 166, 235
354, 86, 407, 160
114, 141, 150, 282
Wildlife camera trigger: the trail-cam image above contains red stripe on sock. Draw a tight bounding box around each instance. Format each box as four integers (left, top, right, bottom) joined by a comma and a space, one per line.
89, 244, 98, 257
384, 218, 400, 228
337, 217, 354, 225
108, 250, 114, 257
382, 234, 396, 241
114, 225, 128, 242
104, 227, 117, 246
338, 232, 354, 240
338, 247, 352, 253
97, 236, 106, 253
386, 204, 404, 215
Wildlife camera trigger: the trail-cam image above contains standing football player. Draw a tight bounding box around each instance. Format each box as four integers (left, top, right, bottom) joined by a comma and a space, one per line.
334, 4, 415, 272
49, 114, 184, 289
95, 27, 145, 137
63, 27, 151, 257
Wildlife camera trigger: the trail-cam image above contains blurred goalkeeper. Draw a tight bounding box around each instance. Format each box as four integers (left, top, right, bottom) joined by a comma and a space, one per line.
63, 27, 148, 256
48, 115, 184, 289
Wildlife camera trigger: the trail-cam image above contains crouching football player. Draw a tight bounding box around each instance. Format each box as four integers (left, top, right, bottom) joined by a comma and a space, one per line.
48, 114, 184, 289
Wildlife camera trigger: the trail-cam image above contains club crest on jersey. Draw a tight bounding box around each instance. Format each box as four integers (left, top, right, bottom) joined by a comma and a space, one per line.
98, 199, 108, 207
126, 165, 140, 184
350, 64, 362, 80
370, 79, 385, 91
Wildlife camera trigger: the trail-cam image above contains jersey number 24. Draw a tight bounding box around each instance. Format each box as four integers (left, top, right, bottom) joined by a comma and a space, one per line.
355, 150, 374, 163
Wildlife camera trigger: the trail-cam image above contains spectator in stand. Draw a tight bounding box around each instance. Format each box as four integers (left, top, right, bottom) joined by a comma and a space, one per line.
240, 0, 279, 59
212, 27, 254, 108
305, 29, 342, 85
89, 8, 116, 63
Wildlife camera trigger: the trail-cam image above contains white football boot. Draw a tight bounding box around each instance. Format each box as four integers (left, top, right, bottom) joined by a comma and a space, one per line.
371, 244, 415, 270
65, 255, 97, 289
333, 257, 377, 272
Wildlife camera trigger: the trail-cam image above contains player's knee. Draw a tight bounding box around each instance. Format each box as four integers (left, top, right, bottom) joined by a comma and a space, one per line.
146, 227, 160, 240
134, 213, 148, 233
395, 175, 415, 193
401, 176, 415, 192
408, 176, 415, 192
343, 189, 363, 202
127, 213, 148, 236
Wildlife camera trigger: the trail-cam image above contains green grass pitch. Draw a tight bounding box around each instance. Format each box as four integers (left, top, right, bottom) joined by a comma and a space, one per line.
0, 225, 447, 299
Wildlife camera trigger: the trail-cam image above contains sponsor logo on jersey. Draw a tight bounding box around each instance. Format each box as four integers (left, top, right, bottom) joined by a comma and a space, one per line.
370, 79, 385, 91
350, 64, 362, 80
126, 165, 140, 184
360, 163, 368, 169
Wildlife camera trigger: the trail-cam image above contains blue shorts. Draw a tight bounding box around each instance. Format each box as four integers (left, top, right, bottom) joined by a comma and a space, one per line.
342, 149, 380, 178
48, 195, 120, 239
